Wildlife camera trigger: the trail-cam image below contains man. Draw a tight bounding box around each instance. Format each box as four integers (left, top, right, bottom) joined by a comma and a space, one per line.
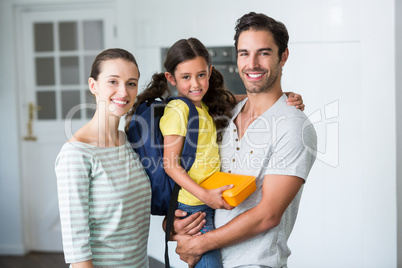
173, 12, 317, 268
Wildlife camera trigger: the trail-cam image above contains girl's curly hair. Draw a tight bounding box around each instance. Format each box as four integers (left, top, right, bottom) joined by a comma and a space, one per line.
125, 38, 237, 141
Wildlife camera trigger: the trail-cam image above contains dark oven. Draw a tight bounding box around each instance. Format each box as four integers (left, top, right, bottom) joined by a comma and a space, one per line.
161, 46, 246, 95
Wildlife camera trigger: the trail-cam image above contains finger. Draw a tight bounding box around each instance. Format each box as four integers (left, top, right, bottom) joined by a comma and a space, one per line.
175, 212, 206, 235
192, 232, 202, 237
175, 209, 187, 218
222, 200, 235, 210
171, 233, 179, 242
286, 94, 299, 101
217, 184, 233, 193
287, 100, 303, 107
188, 217, 206, 235
292, 93, 301, 101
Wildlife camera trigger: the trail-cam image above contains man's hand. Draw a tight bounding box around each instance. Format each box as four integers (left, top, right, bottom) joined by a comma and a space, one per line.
174, 234, 203, 266
164, 209, 206, 239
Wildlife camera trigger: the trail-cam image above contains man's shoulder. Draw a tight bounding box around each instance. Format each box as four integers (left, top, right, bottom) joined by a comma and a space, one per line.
265, 99, 317, 146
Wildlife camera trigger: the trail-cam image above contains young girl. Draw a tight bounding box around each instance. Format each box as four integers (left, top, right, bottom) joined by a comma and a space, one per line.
125, 38, 304, 267
55, 48, 151, 268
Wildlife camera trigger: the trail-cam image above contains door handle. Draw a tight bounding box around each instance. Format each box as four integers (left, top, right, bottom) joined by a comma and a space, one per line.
23, 102, 42, 141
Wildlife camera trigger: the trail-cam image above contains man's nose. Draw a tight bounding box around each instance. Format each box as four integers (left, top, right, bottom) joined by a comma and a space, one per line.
249, 55, 260, 69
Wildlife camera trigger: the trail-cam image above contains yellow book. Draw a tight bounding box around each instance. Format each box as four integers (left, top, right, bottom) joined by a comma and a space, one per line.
200, 172, 256, 207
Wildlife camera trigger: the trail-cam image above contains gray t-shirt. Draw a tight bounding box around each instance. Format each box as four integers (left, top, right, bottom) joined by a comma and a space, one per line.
215, 94, 317, 268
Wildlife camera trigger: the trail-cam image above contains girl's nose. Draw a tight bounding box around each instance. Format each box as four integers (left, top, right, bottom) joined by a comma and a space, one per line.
191, 78, 200, 87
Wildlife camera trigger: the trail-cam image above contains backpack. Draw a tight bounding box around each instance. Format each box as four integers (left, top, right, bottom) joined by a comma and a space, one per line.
127, 97, 199, 268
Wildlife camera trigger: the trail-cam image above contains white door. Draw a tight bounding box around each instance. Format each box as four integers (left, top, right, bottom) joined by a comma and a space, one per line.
16, 3, 115, 251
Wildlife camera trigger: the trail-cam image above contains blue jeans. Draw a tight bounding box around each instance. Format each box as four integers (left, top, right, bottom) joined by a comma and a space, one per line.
178, 203, 222, 268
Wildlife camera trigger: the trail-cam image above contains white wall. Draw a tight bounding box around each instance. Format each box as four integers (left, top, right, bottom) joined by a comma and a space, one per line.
0, 0, 398, 267
396, 0, 402, 266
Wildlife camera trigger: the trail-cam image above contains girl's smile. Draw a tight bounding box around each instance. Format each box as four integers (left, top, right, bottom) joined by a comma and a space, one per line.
165, 56, 212, 108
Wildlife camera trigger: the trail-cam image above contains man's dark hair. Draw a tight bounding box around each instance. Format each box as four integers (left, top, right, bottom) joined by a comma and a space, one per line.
234, 12, 289, 58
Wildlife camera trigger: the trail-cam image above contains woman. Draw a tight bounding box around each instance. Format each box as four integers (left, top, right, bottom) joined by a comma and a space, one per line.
55, 48, 151, 268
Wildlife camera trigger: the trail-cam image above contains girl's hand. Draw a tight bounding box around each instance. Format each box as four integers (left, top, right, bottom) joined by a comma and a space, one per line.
285, 92, 305, 111
202, 185, 234, 210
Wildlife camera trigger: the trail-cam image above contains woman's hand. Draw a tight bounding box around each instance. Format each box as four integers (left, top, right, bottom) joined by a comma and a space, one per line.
285, 92, 305, 111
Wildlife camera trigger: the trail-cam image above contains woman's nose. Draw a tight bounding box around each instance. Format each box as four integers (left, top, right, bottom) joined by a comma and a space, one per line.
117, 85, 128, 96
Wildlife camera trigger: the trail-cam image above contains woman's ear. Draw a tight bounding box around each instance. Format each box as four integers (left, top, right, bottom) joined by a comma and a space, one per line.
88, 77, 97, 95
165, 72, 176, 86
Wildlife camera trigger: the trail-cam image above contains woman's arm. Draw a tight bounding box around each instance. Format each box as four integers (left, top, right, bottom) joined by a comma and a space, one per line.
72, 260, 94, 268
163, 135, 233, 210
55, 146, 93, 264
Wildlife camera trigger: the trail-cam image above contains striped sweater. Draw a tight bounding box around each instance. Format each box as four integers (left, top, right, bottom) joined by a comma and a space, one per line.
55, 139, 151, 267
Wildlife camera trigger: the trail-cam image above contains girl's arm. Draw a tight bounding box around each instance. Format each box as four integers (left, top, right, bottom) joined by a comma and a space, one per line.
163, 134, 233, 210
284, 92, 305, 111
235, 92, 305, 111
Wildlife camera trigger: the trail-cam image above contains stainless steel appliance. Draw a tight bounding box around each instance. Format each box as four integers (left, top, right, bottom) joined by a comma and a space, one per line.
161, 46, 246, 95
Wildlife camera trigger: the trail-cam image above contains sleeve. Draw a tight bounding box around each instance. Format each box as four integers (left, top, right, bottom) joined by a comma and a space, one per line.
55, 144, 93, 263
160, 99, 189, 137
265, 116, 317, 182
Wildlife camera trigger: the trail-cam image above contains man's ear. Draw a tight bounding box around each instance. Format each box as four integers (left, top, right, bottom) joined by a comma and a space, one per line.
280, 48, 289, 67
165, 72, 176, 86
88, 77, 97, 94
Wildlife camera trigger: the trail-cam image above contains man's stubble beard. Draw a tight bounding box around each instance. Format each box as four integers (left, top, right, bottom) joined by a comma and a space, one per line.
242, 65, 281, 94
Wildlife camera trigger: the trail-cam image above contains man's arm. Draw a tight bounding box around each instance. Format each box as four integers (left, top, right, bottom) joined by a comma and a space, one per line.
174, 174, 304, 265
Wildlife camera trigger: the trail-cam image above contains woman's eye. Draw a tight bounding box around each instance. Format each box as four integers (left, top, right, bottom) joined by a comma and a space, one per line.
199, 73, 206, 78
128, 82, 137, 87
109, 80, 117, 85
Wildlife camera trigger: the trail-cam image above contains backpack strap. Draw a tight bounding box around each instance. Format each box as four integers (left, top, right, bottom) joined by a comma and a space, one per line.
164, 97, 199, 268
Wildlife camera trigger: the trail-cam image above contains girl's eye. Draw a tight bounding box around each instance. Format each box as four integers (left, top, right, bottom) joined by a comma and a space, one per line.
109, 80, 117, 85
182, 76, 190, 80
128, 82, 137, 87
198, 73, 206, 78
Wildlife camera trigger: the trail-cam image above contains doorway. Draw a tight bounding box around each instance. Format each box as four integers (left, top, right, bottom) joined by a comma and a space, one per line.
15, 2, 115, 251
